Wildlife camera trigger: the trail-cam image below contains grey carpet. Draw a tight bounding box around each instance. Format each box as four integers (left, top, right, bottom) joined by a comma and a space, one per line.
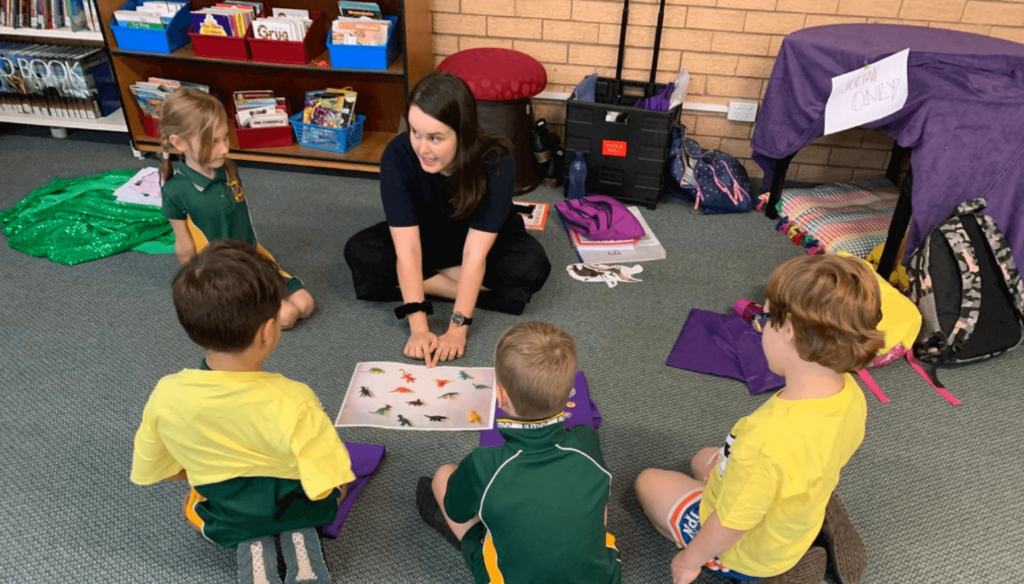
2, 125, 1022, 584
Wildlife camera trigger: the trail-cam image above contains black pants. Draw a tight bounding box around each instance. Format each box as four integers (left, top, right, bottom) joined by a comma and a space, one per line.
344, 218, 551, 316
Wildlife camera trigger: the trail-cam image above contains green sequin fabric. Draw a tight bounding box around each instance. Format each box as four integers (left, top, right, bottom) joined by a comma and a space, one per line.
0, 170, 174, 266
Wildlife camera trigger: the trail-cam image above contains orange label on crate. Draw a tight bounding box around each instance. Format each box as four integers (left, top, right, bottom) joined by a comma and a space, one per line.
602, 140, 627, 157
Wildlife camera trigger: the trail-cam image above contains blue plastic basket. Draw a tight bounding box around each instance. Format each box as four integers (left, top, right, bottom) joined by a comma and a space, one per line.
327, 15, 399, 71
110, 0, 191, 54
290, 113, 365, 154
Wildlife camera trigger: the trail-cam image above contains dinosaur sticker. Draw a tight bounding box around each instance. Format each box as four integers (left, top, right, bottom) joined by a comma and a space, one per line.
397, 415, 412, 427
467, 410, 482, 424
369, 405, 392, 416
459, 371, 473, 380
400, 369, 416, 383
406, 399, 425, 406
434, 379, 452, 388
438, 392, 459, 400
359, 387, 372, 398
425, 415, 448, 422
390, 387, 414, 393
473, 384, 489, 390
367, 367, 385, 374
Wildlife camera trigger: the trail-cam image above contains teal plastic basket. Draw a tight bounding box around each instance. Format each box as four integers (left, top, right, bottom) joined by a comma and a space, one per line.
289, 113, 365, 154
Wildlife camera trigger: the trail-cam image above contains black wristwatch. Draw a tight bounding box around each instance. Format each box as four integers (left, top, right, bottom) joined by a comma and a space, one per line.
450, 311, 473, 327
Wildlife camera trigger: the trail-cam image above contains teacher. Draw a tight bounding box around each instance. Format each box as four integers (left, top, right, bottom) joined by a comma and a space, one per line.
345, 72, 551, 367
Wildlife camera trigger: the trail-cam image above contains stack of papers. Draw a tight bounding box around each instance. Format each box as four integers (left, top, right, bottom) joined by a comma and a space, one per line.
562, 206, 666, 263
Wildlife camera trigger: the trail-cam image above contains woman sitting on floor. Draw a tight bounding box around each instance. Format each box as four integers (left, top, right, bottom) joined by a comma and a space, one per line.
344, 72, 551, 367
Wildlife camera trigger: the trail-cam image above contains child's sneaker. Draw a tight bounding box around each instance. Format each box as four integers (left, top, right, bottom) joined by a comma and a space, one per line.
237, 536, 283, 584
416, 476, 462, 551
820, 492, 867, 584
279, 527, 331, 584
759, 545, 827, 584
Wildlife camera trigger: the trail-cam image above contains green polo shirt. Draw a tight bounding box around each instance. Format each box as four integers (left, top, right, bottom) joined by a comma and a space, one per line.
161, 164, 257, 246
445, 415, 622, 584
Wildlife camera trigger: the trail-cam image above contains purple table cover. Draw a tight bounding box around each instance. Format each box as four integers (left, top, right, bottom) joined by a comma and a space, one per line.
752, 24, 1024, 262
322, 442, 385, 538
480, 371, 602, 447
666, 309, 785, 395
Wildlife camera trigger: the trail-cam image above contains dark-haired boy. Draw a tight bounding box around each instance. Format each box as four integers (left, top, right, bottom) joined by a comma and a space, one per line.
131, 239, 354, 584
417, 321, 621, 583
635, 254, 881, 584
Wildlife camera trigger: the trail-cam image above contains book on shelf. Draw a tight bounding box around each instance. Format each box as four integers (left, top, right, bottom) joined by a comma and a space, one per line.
128, 76, 209, 120
191, 7, 253, 37
0, 41, 118, 118
234, 89, 288, 128
302, 87, 357, 129
252, 15, 309, 42
331, 16, 389, 46
567, 226, 638, 250
338, 1, 380, 19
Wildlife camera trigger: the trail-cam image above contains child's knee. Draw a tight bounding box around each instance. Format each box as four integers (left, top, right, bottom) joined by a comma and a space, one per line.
432, 464, 458, 498
279, 301, 299, 329
288, 290, 315, 318
634, 468, 660, 497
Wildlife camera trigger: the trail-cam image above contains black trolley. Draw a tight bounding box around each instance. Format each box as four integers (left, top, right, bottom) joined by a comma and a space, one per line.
562, 0, 679, 209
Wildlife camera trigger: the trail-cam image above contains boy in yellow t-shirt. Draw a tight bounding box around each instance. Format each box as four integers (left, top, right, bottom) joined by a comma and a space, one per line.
636, 254, 883, 584
131, 239, 354, 584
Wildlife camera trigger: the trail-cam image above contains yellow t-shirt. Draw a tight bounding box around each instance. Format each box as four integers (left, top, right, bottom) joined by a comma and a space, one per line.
700, 374, 867, 577
131, 369, 355, 501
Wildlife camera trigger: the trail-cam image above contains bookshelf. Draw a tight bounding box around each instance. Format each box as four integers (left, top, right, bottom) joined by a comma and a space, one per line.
94, 0, 433, 172
0, 24, 129, 136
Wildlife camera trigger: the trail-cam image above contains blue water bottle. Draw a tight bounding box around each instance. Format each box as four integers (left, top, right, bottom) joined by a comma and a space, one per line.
567, 150, 587, 200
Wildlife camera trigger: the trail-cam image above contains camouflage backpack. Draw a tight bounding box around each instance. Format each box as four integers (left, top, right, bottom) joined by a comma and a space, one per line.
905, 199, 1024, 388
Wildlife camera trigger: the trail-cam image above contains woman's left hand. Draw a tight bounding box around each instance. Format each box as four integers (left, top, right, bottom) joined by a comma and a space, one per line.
430, 327, 467, 367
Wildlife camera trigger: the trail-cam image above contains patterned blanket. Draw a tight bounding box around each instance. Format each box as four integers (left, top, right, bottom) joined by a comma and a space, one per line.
759, 176, 899, 258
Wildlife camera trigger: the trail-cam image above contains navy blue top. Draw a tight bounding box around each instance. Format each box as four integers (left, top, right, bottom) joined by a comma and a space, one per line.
379, 133, 516, 238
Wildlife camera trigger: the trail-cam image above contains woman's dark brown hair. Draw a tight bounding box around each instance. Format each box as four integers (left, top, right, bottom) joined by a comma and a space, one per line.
407, 72, 512, 220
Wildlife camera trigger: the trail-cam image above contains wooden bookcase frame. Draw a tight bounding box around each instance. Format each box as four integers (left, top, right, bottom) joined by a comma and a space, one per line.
93, 0, 432, 172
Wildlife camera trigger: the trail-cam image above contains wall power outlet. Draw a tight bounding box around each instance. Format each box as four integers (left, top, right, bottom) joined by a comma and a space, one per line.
727, 99, 758, 122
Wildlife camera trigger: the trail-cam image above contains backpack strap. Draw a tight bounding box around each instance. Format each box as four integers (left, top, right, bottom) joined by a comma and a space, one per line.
905, 352, 962, 406
854, 369, 889, 404
974, 212, 1024, 323
936, 214, 984, 357
905, 231, 945, 361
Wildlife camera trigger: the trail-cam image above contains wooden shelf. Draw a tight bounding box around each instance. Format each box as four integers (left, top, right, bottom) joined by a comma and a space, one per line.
97, 0, 433, 172
0, 108, 128, 132
133, 129, 393, 172
0, 26, 103, 41
108, 45, 406, 76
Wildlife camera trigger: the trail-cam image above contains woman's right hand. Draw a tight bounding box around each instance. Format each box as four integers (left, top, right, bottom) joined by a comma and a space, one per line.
405, 330, 439, 366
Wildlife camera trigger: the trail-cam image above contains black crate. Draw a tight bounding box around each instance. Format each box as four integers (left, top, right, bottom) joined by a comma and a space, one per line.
562, 78, 679, 209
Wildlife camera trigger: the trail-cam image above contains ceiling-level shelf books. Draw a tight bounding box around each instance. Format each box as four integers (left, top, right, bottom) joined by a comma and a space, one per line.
94, 0, 433, 172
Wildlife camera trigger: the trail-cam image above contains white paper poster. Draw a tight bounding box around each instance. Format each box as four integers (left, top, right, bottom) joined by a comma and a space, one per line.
335, 362, 497, 431
824, 48, 909, 136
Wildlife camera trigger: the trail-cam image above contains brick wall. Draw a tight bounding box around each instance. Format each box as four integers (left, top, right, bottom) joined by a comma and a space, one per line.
429, 0, 1024, 182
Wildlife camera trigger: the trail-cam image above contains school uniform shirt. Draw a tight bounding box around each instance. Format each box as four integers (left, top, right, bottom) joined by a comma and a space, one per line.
131, 368, 355, 547
161, 164, 257, 249
379, 133, 518, 253
445, 414, 622, 584
700, 374, 867, 578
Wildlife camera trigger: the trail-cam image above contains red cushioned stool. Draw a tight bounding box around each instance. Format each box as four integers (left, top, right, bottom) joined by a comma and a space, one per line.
438, 48, 547, 195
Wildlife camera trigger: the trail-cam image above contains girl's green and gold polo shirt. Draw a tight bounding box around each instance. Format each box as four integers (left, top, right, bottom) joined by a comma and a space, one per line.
161, 164, 257, 248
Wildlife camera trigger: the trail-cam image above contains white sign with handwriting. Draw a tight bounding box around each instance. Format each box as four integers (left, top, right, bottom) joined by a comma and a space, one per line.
824, 48, 909, 136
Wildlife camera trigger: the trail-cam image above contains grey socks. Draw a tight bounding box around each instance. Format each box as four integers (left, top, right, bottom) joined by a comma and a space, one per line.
237, 528, 331, 584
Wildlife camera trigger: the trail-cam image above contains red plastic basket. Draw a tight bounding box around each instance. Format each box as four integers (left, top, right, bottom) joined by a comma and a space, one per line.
138, 111, 161, 138
189, 16, 255, 61
235, 102, 294, 149
249, 11, 327, 65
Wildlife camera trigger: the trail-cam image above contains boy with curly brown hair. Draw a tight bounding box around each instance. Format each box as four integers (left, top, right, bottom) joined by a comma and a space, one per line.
636, 254, 883, 584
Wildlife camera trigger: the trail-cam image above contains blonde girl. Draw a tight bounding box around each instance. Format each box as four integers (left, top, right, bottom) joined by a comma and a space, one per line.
158, 88, 314, 329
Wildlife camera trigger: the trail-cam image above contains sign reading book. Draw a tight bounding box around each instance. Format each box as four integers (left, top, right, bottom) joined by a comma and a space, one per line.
824, 48, 909, 136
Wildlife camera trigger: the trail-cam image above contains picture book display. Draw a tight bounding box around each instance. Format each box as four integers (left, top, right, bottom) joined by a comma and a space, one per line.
128, 77, 209, 119
113, 1, 186, 31
331, 1, 389, 45
335, 362, 497, 431
252, 8, 311, 42
191, 4, 254, 37
234, 89, 288, 128
302, 87, 357, 128
0, 42, 119, 119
